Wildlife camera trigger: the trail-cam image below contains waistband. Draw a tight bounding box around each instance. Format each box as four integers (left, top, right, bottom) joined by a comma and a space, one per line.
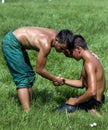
2, 30, 24, 50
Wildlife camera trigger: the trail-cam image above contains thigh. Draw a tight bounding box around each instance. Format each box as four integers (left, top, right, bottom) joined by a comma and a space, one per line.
22, 49, 33, 70
2, 31, 35, 88
3, 43, 35, 87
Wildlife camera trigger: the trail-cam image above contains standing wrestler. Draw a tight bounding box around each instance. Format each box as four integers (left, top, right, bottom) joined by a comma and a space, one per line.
2, 27, 74, 112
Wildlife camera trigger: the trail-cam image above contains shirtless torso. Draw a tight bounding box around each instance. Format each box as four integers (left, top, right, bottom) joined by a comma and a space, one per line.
81, 51, 105, 102
13, 26, 57, 50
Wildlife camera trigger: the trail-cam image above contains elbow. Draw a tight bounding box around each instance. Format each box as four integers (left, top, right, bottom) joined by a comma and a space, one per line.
89, 90, 96, 97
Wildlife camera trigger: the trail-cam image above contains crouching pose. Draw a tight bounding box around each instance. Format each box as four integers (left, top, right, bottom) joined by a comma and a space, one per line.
53, 35, 106, 115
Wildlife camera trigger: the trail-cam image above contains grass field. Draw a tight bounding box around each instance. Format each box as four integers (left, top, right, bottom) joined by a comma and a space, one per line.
0, 0, 108, 130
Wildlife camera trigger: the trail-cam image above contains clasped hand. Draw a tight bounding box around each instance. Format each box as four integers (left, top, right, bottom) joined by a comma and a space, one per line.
53, 75, 65, 86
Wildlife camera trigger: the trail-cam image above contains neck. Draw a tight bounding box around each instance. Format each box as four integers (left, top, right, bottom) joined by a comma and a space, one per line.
51, 39, 56, 47
80, 49, 85, 56
81, 49, 90, 60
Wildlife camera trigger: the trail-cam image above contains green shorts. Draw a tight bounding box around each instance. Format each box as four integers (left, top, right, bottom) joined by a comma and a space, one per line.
2, 30, 35, 88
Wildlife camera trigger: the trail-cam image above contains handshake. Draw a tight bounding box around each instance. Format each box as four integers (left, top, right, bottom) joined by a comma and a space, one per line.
53, 75, 65, 86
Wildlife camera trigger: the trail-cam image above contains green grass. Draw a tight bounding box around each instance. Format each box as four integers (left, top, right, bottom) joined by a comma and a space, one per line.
0, 0, 108, 130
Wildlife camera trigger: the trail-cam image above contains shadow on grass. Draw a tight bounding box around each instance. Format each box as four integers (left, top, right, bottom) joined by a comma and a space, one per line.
7, 87, 81, 107
32, 87, 80, 105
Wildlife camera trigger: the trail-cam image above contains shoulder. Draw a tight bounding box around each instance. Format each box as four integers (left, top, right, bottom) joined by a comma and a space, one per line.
84, 60, 96, 76
39, 38, 52, 57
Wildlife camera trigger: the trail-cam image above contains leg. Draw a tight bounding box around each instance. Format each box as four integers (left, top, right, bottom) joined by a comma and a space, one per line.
17, 88, 31, 112
2, 35, 35, 112
28, 87, 32, 103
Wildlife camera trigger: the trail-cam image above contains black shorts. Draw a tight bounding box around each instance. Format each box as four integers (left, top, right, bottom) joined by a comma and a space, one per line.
77, 95, 105, 111
53, 95, 105, 113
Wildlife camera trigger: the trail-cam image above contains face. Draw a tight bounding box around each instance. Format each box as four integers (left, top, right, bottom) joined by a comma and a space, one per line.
70, 48, 81, 60
54, 40, 67, 53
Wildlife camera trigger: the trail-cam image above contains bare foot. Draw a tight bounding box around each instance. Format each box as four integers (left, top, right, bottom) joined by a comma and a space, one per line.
88, 109, 101, 117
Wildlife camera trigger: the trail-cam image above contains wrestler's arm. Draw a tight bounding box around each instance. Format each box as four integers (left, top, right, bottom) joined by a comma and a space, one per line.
66, 62, 97, 105
53, 69, 83, 87
36, 46, 63, 84
63, 67, 83, 88
64, 77, 83, 88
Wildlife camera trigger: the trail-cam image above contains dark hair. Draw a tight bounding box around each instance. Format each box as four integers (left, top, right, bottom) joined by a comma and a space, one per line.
56, 29, 74, 45
67, 35, 88, 50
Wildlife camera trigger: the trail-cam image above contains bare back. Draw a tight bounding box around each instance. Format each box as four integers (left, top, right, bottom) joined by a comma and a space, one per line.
12, 27, 64, 83
82, 51, 106, 101
13, 26, 57, 50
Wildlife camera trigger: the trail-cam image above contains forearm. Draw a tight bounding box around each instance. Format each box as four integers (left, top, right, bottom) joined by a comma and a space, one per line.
64, 78, 83, 88
74, 90, 95, 105
36, 68, 60, 82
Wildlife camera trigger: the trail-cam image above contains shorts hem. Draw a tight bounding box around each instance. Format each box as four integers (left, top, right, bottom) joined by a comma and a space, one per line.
16, 85, 33, 89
